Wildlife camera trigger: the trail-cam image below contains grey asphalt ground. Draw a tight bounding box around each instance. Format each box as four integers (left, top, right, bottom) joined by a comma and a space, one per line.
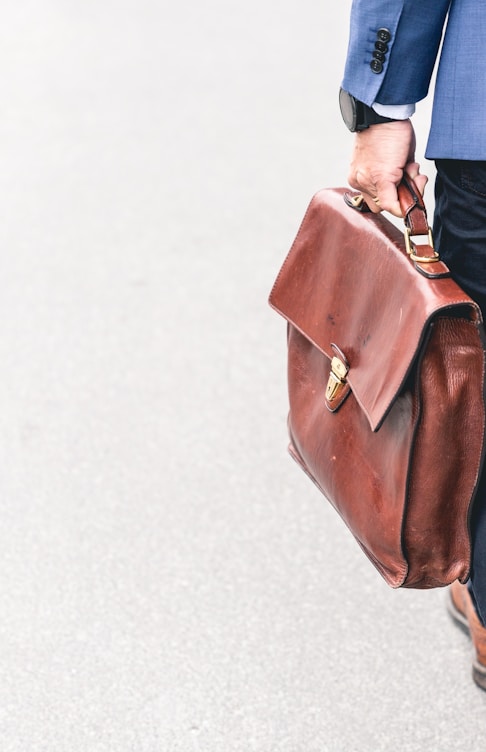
1, 1, 485, 750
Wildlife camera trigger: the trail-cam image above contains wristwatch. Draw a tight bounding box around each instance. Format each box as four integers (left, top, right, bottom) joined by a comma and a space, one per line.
339, 88, 398, 132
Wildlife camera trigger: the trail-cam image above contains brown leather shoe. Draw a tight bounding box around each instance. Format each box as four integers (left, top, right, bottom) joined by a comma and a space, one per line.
449, 580, 486, 690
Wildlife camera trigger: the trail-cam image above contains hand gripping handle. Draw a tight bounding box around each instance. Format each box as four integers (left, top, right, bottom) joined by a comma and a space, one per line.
344, 176, 446, 275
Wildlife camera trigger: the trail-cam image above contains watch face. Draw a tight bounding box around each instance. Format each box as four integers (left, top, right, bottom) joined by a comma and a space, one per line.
339, 88, 357, 131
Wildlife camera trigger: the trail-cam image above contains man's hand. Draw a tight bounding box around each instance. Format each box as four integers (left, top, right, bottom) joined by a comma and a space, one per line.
348, 119, 428, 217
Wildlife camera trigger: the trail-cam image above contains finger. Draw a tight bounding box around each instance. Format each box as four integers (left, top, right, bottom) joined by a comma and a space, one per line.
348, 172, 382, 213
352, 169, 378, 196
361, 191, 382, 214
404, 161, 421, 180
348, 169, 366, 193
404, 163, 428, 196
381, 199, 402, 218
374, 181, 403, 218
411, 173, 428, 197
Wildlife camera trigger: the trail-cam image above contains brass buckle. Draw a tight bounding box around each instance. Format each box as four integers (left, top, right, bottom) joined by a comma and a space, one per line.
404, 226, 439, 263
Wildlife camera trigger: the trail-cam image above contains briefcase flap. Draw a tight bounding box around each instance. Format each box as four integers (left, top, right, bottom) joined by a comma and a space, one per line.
269, 188, 481, 432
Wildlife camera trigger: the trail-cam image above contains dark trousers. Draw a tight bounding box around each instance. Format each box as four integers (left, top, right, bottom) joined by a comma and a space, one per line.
434, 159, 486, 624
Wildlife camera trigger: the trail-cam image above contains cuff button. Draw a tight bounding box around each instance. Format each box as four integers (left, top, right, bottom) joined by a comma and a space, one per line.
375, 40, 388, 53
377, 27, 391, 43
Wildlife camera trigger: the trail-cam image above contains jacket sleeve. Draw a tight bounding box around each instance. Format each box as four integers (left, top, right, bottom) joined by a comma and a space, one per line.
342, 0, 452, 106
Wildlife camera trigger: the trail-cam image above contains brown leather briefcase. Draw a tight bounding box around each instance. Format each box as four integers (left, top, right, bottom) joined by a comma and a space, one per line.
269, 177, 486, 588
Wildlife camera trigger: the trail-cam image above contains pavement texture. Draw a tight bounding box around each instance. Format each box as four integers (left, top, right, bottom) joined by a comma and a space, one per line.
0, 0, 485, 750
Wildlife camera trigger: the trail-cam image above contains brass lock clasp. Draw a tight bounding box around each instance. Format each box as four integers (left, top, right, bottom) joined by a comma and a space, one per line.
325, 346, 350, 411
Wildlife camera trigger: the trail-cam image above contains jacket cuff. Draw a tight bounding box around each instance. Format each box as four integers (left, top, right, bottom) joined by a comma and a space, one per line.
372, 102, 416, 119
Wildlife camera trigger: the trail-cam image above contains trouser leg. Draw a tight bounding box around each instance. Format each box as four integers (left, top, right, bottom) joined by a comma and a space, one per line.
434, 159, 486, 624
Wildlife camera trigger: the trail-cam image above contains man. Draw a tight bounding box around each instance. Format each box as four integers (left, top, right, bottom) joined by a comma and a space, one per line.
340, 0, 486, 691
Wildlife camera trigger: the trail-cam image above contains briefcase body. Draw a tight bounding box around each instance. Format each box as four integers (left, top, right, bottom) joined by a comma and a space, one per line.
269, 183, 486, 588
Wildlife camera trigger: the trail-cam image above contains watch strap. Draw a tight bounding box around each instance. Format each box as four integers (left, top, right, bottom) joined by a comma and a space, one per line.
356, 101, 397, 130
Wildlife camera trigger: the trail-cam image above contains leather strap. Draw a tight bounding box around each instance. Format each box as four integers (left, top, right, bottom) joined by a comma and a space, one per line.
398, 176, 449, 275
398, 174, 429, 236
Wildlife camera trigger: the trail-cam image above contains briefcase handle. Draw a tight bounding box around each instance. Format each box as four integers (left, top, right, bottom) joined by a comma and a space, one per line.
398, 175, 439, 264
345, 176, 443, 273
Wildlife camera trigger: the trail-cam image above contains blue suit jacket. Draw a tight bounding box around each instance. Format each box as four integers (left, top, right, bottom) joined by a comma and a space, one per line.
342, 0, 486, 159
